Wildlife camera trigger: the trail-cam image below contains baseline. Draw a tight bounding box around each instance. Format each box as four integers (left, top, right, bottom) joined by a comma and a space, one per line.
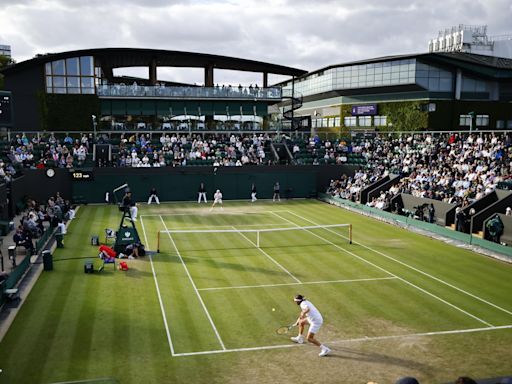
172, 324, 512, 357
272, 212, 494, 327
140, 209, 291, 218
287, 210, 512, 318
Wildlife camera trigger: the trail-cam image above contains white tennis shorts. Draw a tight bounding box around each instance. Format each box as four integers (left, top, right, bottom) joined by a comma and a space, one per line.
308, 321, 323, 334
214, 198, 222, 204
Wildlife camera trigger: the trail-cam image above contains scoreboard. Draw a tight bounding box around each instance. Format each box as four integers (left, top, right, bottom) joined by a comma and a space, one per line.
0, 94, 12, 125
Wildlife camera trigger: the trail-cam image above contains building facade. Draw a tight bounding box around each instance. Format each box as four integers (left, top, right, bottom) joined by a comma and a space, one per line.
0, 48, 306, 131
278, 52, 512, 133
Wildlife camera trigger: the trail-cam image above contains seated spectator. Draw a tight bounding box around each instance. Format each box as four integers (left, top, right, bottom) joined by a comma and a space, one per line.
13, 226, 35, 254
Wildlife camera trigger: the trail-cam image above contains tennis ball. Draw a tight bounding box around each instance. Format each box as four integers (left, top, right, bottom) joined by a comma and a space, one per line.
272, 308, 276, 312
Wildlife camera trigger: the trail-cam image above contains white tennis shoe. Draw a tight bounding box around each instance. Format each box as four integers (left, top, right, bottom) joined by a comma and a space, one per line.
290, 335, 304, 344
319, 346, 331, 357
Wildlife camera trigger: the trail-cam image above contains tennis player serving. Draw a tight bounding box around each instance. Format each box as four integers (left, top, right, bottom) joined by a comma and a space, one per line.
291, 294, 331, 357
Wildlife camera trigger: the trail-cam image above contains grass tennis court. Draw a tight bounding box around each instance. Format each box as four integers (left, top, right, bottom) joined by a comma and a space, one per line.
1, 200, 511, 384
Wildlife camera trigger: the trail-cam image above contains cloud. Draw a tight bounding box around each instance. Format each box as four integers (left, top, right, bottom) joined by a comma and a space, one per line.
0, 0, 511, 84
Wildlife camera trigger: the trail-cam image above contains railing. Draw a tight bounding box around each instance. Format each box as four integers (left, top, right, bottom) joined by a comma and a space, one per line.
97, 84, 282, 100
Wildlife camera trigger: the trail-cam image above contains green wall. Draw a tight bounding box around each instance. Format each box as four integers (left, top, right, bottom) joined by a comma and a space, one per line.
72, 167, 319, 203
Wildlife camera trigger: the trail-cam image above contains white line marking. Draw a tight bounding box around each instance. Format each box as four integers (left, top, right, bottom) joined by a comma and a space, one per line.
159, 215, 226, 350
198, 277, 397, 291
140, 210, 290, 218
272, 212, 494, 327
231, 225, 302, 284
140, 216, 175, 356
287, 210, 512, 318
172, 324, 512, 357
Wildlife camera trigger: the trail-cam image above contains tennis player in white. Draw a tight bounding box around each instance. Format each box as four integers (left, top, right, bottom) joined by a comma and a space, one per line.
210, 189, 224, 211
291, 294, 331, 356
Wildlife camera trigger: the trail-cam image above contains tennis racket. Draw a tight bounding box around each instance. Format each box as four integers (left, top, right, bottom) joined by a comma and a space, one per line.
276, 323, 296, 335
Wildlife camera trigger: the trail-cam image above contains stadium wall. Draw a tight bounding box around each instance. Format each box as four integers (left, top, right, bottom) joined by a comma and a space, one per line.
8, 165, 355, 207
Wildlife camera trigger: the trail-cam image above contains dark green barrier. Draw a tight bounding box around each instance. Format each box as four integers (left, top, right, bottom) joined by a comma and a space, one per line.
319, 193, 512, 260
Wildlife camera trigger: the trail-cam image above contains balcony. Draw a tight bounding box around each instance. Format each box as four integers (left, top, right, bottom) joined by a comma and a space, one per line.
97, 84, 282, 100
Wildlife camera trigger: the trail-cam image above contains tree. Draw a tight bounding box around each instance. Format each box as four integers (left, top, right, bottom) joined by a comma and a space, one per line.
0, 54, 15, 90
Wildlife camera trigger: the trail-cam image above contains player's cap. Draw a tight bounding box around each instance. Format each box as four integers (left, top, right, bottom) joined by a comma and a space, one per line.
294, 294, 304, 303
216, 189, 220, 193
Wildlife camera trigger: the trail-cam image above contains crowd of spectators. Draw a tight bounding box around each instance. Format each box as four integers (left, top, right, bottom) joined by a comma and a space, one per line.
327, 132, 512, 209
115, 133, 275, 167
13, 192, 75, 254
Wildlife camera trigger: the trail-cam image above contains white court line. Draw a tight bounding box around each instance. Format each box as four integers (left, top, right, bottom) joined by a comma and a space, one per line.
140, 216, 176, 356
172, 324, 512, 357
287, 210, 512, 319
198, 276, 397, 291
140, 210, 290, 218
272, 212, 494, 327
159, 215, 226, 351
230, 225, 302, 284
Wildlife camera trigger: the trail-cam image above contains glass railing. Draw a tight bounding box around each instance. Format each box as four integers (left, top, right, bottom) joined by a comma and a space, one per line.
97, 84, 282, 99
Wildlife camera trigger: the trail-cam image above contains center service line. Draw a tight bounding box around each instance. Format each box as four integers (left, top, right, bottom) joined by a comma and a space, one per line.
231, 225, 302, 284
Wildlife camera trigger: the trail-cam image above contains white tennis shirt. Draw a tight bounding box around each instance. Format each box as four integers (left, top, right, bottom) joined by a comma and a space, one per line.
300, 300, 323, 324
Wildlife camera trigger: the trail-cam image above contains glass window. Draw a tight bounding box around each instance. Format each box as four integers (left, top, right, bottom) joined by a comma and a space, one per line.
80, 56, 94, 76
507, 120, 512, 129
460, 115, 471, 126
67, 76, 80, 88
428, 78, 439, 90
476, 115, 489, 126
46, 76, 52, 88
374, 116, 387, 126
52, 60, 65, 76
439, 78, 452, 92
358, 116, 372, 127
45, 62, 52, 76
54, 87, 67, 94
67, 87, 81, 94
53, 77, 65, 87
81, 77, 94, 89
66, 58, 79, 76
496, 120, 505, 129
344, 116, 357, 127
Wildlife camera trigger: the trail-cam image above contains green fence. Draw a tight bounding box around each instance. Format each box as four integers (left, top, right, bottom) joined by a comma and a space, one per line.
319, 193, 512, 261
1, 226, 57, 307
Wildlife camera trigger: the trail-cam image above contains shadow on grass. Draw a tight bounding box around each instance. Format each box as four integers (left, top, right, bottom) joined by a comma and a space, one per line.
326, 346, 434, 379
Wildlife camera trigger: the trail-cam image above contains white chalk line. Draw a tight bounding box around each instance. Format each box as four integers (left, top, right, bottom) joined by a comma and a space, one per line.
230, 225, 302, 284
286, 210, 512, 319
140, 209, 290, 218
159, 215, 226, 350
198, 277, 397, 291
272, 212, 494, 327
172, 324, 512, 357
140, 216, 176, 355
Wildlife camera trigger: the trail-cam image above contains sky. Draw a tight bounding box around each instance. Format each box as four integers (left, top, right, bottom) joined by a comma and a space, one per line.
1, 0, 511, 85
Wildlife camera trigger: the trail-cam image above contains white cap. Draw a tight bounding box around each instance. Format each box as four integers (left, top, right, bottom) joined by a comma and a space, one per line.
216, 189, 220, 193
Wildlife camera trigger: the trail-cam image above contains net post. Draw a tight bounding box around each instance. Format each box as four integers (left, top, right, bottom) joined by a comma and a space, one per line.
349, 224, 352, 244
157, 230, 160, 253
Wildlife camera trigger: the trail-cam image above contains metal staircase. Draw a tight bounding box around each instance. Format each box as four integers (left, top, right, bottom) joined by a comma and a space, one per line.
281, 88, 303, 130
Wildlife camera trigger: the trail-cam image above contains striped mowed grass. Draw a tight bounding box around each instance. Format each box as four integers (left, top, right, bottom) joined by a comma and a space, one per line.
0, 200, 511, 384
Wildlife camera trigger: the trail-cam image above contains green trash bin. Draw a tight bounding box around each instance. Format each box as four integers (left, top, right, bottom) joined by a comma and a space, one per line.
56, 234, 64, 248
42, 250, 53, 271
